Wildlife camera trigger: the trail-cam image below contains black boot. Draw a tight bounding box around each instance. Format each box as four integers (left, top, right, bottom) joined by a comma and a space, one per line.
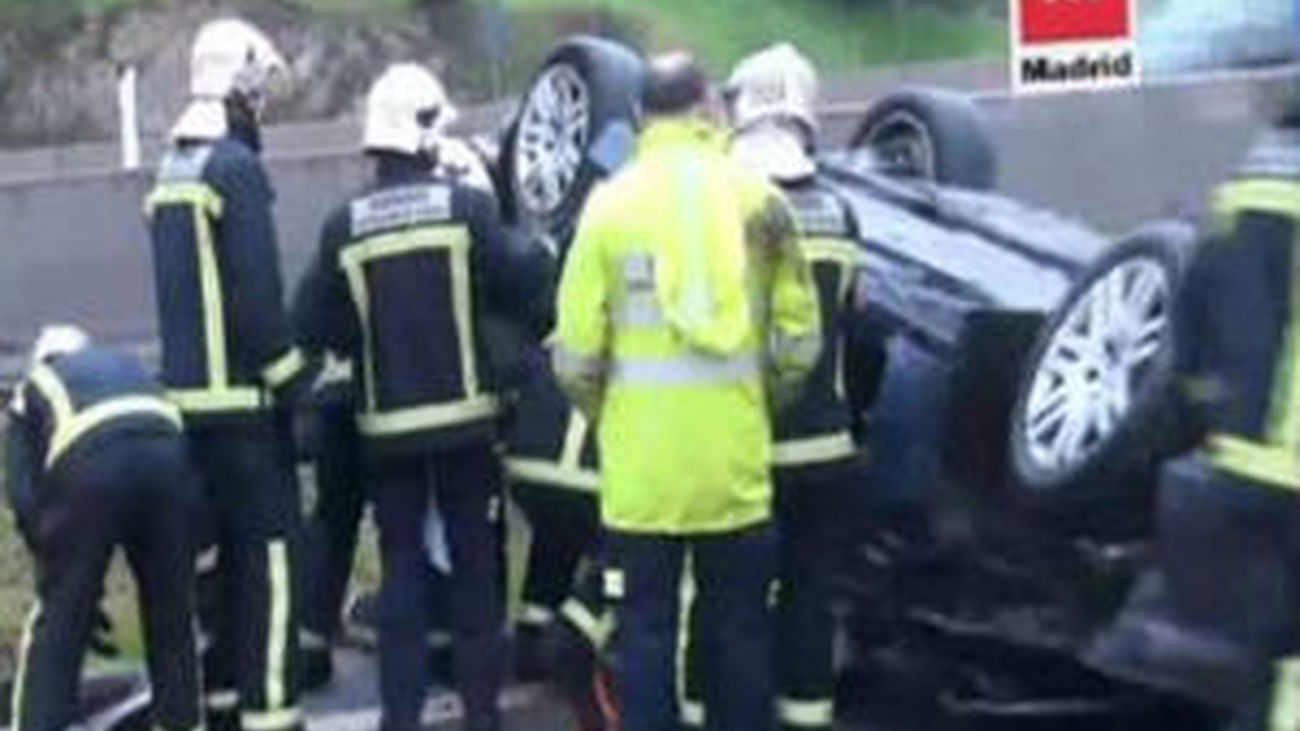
543, 619, 619, 731
456, 634, 507, 731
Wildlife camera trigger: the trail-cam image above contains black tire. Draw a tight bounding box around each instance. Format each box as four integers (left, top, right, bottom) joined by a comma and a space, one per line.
501, 36, 644, 250
850, 87, 998, 190
1006, 223, 1197, 531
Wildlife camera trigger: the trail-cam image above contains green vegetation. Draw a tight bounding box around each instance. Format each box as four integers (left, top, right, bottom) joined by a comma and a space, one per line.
490, 0, 1007, 74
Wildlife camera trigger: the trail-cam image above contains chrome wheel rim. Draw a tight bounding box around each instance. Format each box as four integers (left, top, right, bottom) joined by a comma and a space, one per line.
514, 63, 590, 215
1022, 258, 1172, 480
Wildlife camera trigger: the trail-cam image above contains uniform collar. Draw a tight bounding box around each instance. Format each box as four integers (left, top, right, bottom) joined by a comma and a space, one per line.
637, 118, 726, 155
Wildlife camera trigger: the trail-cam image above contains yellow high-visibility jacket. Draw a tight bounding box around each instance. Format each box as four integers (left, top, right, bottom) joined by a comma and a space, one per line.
553, 118, 822, 535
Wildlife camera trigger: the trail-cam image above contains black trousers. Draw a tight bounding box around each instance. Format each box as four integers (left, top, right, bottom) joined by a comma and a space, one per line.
606, 522, 776, 731
11, 433, 201, 731
772, 464, 855, 731
371, 444, 507, 731
299, 402, 365, 648
189, 417, 302, 730
514, 481, 601, 625
681, 464, 854, 731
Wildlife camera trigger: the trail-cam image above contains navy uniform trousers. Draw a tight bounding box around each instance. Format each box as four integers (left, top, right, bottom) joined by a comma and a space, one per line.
12, 434, 201, 731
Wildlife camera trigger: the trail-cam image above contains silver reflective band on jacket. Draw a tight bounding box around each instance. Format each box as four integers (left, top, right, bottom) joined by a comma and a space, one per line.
611, 351, 760, 386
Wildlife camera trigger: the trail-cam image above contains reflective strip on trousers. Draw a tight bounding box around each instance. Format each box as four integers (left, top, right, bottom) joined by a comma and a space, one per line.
357, 394, 499, 437
772, 432, 856, 467
9, 602, 41, 731
612, 351, 759, 386
675, 555, 698, 728
205, 689, 239, 711
520, 603, 556, 628
560, 598, 613, 650
241, 707, 301, 731
266, 540, 291, 710
1271, 657, 1300, 730
779, 697, 834, 727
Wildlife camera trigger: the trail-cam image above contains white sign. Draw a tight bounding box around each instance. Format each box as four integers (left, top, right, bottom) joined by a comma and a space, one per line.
1010, 0, 1141, 94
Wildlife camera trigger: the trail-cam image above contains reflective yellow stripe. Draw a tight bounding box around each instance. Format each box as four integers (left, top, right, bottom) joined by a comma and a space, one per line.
357, 394, 499, 437
1215, 179, 1300, 225
1271, 657, 1300, 730
559, 408, 592, 475
45, 396, 182, 470
802, 238, 860, 268
603, 568, 625, 600
205, 689, 238, 711
262, 348, 305, 390
1209, 435, 1300, 491
29, 367, 183, 470
10, 601, 41, 731
266, 540, 290, 709
559, 598, 613, 650
505, 458, 600, 492
167, 387, 265, 413
27, 365, 73, 424
339, 227, 475, 414
675, 554, 698, 727
145, 182, 224, 219
773, 432, 856, 468
681, 699, 705, 728
148, 183, 231, 391
449, 231, 479, 397
241, 707, 301, 731
779, 697, 835, 727
613, 351, 759, 386
520, 603, 556, 627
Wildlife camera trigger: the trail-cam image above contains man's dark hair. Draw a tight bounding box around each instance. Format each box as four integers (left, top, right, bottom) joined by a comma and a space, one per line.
641, 51, 708, 116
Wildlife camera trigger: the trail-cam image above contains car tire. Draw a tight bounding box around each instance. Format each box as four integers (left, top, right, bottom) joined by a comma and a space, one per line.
501, 36, 643, 250
850, 87, 997, 190
1007, 223, 1197, 532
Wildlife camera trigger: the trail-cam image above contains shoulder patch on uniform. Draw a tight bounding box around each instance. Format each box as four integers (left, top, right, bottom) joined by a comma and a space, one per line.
156, 145, 215, 184
784, 189, 851, 238
350, 184, 452, 238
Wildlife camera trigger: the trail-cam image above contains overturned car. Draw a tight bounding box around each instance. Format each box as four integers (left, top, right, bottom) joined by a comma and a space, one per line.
3, 35, 1254, 729
495, 37, 1228, 730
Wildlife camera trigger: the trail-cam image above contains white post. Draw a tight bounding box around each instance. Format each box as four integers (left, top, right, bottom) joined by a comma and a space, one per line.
117, 64, 141, 171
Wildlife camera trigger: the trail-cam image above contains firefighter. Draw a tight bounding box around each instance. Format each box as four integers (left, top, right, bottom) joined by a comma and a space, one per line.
293, 101, 492, 689
504, 329, 601, 678
143, 18, 307, 730
1170, 83, 1300, 730
553, 52, 822, 731
4, 326, 201, 731
294, 63, 552, 731
707, 44, 868, 731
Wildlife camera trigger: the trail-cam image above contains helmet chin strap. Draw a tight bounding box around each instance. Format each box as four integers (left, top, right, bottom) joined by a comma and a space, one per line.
224, 95, 263, 151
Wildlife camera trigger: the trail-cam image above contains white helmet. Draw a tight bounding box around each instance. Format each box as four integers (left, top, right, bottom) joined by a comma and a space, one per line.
725, 43, 819, 135
726, 44, 819, 181
172, 18, 288, 141
363, 63, 459, 156
31, 325, 89, 365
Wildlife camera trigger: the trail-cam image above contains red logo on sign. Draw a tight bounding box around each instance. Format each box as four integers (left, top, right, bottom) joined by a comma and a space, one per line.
1020, 0, 1131, 44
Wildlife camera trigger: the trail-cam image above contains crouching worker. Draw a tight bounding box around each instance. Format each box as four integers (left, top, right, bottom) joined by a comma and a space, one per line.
4, 326, 201, 731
